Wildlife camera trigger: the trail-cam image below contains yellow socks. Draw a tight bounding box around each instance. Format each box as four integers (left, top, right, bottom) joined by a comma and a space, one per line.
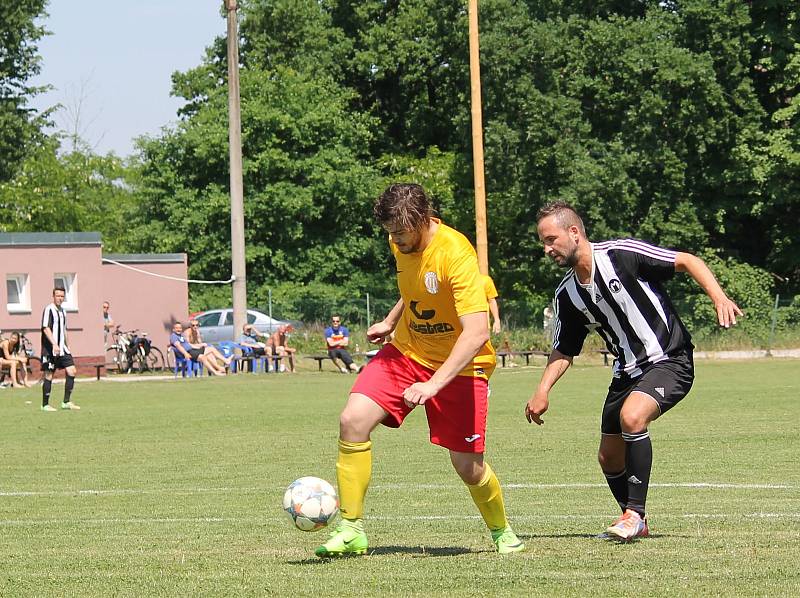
336, 439, 372, 520
467, 462, 509, 531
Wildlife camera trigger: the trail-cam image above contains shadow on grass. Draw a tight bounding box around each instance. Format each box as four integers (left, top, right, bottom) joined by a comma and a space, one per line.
288, 545, 474, 564
518, 532, 665, 540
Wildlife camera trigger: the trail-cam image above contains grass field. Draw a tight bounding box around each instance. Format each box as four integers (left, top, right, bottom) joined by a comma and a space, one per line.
1, 360, 798, 597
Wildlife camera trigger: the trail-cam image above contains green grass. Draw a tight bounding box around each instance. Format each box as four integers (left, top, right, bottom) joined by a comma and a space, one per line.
1, 360, 799, 596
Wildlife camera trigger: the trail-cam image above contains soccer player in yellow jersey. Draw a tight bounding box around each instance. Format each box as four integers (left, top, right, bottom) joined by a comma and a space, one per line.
315, 183, 524, 557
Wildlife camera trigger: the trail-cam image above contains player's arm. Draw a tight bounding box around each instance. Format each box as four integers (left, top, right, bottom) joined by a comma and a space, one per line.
525, 349, 573, 425
675, 252, 743, 328
488, 297, 501, 334
172, 338, 192, 360
402, 310, 489, 407
367, 298, 403, 344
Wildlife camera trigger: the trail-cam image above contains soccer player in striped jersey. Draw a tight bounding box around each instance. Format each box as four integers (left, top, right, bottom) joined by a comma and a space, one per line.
525, 201, 742, 540
41, 286, 80, 411
315, 184, 523, 557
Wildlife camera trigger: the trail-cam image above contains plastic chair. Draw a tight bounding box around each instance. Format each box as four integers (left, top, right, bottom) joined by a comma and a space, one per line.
169, 347, 202, 378
217, 342, 267, 373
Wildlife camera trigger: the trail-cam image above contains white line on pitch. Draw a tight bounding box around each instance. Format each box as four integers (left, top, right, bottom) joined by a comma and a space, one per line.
0, 481, 795, 498
1, 512, 800, 527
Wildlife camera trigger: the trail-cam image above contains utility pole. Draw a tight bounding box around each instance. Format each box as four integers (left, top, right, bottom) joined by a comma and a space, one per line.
468, 0, 488, 275
226, 0, 247, 342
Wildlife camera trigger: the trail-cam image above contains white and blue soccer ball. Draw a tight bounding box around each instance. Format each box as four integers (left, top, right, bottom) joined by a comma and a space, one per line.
283, 476, 339, 532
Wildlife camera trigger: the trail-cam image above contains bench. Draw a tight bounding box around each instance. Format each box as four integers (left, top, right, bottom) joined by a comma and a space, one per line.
95, 364, 106, 380
495, 350, 549, 368
597, 349, 613, 366
306, 354, 333, 371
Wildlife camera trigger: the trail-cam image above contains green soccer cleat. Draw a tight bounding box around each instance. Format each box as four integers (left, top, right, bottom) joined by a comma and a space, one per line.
492, 526, 525, 554
61, 401, 81, 411
314, 519, 368, 558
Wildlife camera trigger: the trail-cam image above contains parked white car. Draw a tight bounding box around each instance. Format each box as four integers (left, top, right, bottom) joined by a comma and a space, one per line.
193, 309, 291, 343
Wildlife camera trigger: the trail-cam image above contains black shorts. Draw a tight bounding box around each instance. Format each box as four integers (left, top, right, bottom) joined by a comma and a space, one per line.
42, 353, 75, 372
188, 348, 204, 361
601, 351, 694, 435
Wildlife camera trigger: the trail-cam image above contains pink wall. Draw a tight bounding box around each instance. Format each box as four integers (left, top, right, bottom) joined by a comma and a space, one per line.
100, 257, 189, 353
2, 236, 188, 363
1, 243, 105, 357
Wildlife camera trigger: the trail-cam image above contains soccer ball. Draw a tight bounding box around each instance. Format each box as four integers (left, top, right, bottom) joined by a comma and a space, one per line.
283, 476, 339, 532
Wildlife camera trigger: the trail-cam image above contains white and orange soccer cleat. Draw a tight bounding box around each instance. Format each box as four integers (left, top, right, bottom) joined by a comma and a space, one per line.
606, 509, 649, 541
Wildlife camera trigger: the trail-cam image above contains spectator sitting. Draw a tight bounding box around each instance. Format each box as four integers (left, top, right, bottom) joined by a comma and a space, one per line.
268, 324, 296, 373
324, 315, 359, 373
0, 332, 33, 388
239, 324, 270, 371
170, 322, 225, 376
1, 331, 34, 388
186, 319, 233, 370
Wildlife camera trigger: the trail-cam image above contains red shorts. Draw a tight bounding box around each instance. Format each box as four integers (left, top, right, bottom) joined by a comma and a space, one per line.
350, 344, 489, 453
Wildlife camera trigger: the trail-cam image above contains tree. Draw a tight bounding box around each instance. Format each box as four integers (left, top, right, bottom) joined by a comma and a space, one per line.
0, 136, 136, 249
130, 66, 391, 315
0, 0, 49, 181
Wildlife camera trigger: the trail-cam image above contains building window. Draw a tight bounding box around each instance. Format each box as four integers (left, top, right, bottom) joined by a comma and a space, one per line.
6, 274, 31, 313
53, 273, 78, 311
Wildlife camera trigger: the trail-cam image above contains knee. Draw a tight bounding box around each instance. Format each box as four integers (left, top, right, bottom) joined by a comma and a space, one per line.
619, 409, 649, 433
339, 408, 366, 438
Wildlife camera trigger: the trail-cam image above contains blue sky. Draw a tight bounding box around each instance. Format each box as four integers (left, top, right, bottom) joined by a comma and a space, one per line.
30, 1, 225, 157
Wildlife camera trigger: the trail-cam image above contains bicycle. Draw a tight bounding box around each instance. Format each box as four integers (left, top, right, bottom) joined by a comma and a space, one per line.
106, 328, 165, 374
19, 333, 43, 385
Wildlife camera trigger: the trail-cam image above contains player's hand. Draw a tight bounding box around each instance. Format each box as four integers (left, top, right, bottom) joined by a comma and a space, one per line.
53, 346, 61, 356
367, 321, 393, 344
525, 392, 549, 425
715, 296, 743, 329
402, 381, 438, 408
492, 321, 501, 334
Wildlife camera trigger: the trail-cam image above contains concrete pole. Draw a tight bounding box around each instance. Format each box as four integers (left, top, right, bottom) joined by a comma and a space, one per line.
468, 0, 489, 275
226, 0, 247, 343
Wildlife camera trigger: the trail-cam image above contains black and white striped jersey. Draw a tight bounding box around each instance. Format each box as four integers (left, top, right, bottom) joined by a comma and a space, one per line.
41, 302, 71, 356
551, 239, 693, 378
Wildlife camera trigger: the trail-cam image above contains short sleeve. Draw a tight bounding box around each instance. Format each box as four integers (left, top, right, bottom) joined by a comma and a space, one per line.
611, 240, 677, 283
552, 293, 590, 357
483, 275, 498, 300
448, 242, 488, 317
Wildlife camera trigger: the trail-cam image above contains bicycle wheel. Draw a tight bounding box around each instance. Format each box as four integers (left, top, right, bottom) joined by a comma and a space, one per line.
26, 356, 43, 385
105, 347, 126, 374
146, 347, 165, 372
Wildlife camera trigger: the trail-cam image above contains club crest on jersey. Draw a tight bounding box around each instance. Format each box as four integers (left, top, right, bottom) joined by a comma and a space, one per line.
609, 279, 622, 293
424, 271, 439, 294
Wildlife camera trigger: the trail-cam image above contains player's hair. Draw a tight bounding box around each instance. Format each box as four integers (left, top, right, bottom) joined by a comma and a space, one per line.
373, 183, 433, 231
53, 286, 66, 295
536, 201, 586, 237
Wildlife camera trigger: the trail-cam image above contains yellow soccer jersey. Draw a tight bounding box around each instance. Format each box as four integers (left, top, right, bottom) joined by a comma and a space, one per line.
483, 275, 498, 300
389, 220, 496, 379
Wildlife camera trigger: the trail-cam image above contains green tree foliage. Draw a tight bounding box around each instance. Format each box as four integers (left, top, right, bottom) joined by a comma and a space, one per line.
0, 0, 49, 182
129, 66, 391, 316
0, 136, 136, 250
121, 0, 799, 329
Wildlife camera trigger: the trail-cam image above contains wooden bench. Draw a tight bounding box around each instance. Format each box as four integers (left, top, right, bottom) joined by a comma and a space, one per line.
495, 350, 549, 368
597, 349, 613, 366
305, 354, 333, 371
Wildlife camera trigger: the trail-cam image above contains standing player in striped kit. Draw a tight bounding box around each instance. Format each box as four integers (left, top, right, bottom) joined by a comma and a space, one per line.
41, 287, 80, 412
525, 201, 741, 540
